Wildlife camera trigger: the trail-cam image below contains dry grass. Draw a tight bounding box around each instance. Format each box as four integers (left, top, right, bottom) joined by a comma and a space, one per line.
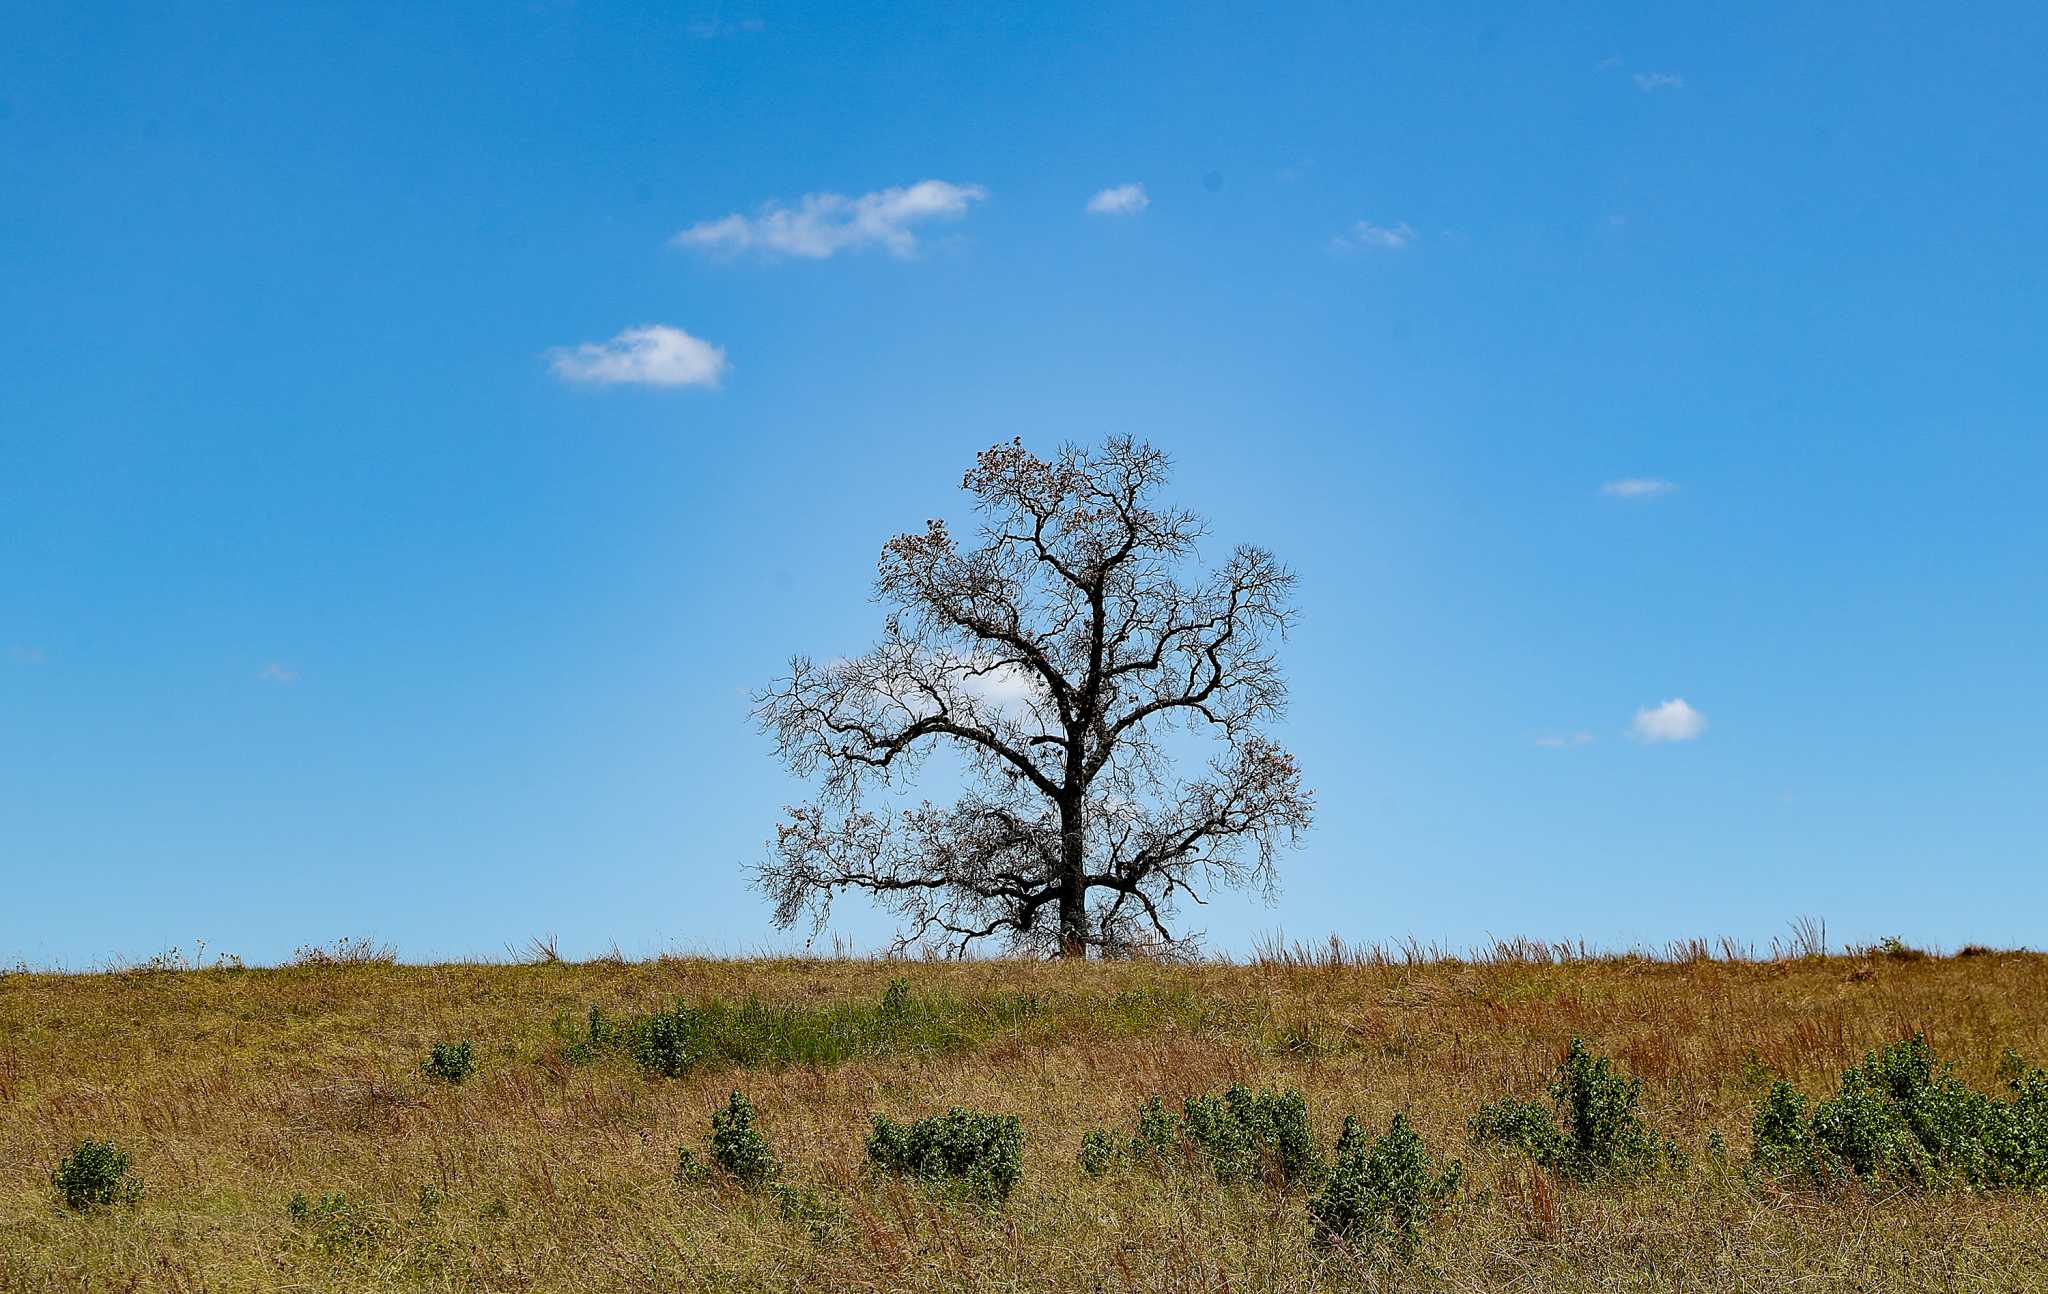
3, 944, 2047, 1292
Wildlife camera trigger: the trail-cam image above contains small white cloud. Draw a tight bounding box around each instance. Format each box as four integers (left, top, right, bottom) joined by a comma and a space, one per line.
1535, 730, 1595, 749
960, 660, 1045, 718
1631, 698, 1706, 743
672, 180, 987, 260
1332, 219, 1417, 252
1085, 183, 1149, 216
1600, 477, 1677, 499
686, 14, 762, 38
258, 663, 299, 685
548, 324, 728, 389
1634, 72, 1684, 92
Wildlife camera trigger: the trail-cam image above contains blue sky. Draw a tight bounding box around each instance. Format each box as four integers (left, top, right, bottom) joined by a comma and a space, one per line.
4, 2, 2043, 965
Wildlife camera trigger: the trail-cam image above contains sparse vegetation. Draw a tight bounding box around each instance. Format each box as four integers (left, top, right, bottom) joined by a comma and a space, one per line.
3, 945, 2046, 1290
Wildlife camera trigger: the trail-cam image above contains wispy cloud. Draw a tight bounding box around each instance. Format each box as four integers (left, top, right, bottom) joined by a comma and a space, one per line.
1536, 730, 1595, 749
548, 324, 729, 389
1631, 698, 1706, 743
686, 13, 762, 38
258, 663, 299, 685
1085, 183, 1149, 216
673, 180, 988, 260
8, 646, 46, 666
1600, 477, 1677, 499
1331, 219, 1417, 252
1634, 71, 1685, 92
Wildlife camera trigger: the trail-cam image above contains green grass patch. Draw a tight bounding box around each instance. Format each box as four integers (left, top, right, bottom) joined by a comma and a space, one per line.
556, 978, 1048, 1076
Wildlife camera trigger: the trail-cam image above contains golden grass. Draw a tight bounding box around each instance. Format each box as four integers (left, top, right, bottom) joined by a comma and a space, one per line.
3, 947, 2047, 1292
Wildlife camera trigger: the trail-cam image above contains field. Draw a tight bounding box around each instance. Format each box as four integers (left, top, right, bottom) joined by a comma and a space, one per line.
3, 942, 2047, 1293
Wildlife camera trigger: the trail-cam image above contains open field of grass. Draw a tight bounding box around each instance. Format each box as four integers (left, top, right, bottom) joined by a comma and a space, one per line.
4, 943, 2047, 1292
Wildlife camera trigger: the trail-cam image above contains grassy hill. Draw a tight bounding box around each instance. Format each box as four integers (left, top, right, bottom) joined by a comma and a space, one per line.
3, 943, 2046, 1292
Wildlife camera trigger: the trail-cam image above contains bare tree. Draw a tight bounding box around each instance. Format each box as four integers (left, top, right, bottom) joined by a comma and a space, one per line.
754, 438, 1312, 958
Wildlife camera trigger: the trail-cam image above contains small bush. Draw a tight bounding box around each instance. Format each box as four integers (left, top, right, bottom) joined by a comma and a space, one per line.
558, 1006, 622, 1065
710, 1091, 779, 1189
1467, 1097, 1560, 1162
52, 1139, 141, 1209
866, 1107, 1023, 1204
1078, 1128, 1125, 1177
421, 1041, 477, 1084
673, 1146, 709, 1186
1469, 1038, 1680, 1181
634, 1009, 700, 1078
1861, 935, 1929, 962
1101, 1085, 1324, 1187
1309, 1114, 1460, 1259
1750, 1034, 2048, 1190
880, 977, 912, 1015
771, 1182, 844, 1239
1128, 1095, 1181, 1169
287, 1191, 377, 1251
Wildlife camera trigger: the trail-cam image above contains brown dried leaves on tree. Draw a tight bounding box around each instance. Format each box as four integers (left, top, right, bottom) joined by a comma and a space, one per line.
754, 438, 1312, 958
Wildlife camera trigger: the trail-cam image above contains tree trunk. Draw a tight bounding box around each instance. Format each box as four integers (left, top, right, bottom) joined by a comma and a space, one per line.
1057, 802, 1088, 958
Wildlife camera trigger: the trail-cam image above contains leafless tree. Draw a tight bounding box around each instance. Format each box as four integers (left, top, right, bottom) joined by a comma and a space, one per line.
754, 438, 1312, 958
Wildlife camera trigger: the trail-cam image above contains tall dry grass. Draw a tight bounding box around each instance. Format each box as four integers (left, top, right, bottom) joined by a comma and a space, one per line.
2, 940, 2045, 1291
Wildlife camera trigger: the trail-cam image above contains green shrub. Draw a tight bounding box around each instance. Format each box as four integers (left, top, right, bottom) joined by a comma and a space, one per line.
771, 1182, 844, 1238
287, 1192, 373, 1251
1469, 1038, 1680, 1181
287, 1191, 377, 1251
709, 1091, 779, 1189
1101, 1084, 1324, 1187
634, 1009, 700, 1078
673, 1146, 709, 1187
421, 1041, 477, 1084
1128, 1095, 1181, 1170
558, 1006, 622, 1065
1750, 1035, 2048, 1190
1309, 1114, 1460, 1259
1078, 1128, 1125, 1177
880, 977, 912, 1015
51, 1139, 141, 1209
866, 1107, 1023, 1204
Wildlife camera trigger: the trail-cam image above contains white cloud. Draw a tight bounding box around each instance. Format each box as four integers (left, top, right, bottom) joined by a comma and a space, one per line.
1535, 731, 1595, 749
1085, 183, 1149, 216
258, 663, 299, 685
686, 14, 762, 38
1600, 477, 1676, 499
1631, 698, 1706, 743
1332, 219, 1417, 251
548, 324, 729, 389
960, 659, 1046, 719
1634, 72, 1684, 92
672, 180, 988, 260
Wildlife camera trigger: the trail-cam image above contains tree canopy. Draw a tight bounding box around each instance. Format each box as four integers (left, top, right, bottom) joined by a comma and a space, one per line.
754, 437, 1312, 957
